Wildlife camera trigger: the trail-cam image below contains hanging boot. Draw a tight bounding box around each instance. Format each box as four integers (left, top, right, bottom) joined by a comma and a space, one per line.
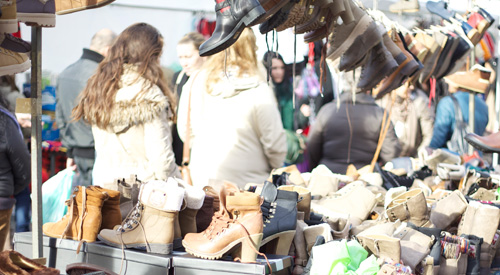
43, 186, 109, 242
278, 185, 311, 220
97, 179, 185, 254
386, 188, 431, 227
199, 0, 266, 56
260, 181, 298, 255
117, 175, 141, 221
0, 250, 60, 275
182, 187, 264, 262
356, 40, 398, 92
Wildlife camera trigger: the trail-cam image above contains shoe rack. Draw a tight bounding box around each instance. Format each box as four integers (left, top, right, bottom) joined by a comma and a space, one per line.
30, 25, 43, 259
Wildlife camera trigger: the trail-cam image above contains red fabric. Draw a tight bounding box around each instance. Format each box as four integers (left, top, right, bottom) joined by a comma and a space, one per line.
308, 43, 315, 67
429, 77, 436, 108
11, 22, 21, 37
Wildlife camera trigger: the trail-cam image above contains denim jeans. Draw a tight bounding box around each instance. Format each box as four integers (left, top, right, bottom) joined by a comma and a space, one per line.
14, 186, 31, 232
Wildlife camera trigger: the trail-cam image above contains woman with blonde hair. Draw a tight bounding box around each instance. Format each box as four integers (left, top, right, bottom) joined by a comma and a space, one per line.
177, 28, 287, 189
73, 23, 180, 188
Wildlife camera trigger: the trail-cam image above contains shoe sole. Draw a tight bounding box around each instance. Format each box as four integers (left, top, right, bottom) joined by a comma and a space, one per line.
276, 1, 306, 32
249, 0, 290, 27
97, 234, 173, 255
465, 135, 500, 154
17, 13, 56, 27
56, 0, 115, 15
199, 5, 265, 56
0, 59, 31, 76
183, 233, 263, 261
327, 14, 372, 61
0, 19, 19, 33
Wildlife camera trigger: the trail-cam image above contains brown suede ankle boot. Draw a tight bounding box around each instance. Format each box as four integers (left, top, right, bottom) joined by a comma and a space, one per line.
97, 186, 121, 230
43, 186, 109, 242
182, 187, 264, 262
98, 179, 185, 254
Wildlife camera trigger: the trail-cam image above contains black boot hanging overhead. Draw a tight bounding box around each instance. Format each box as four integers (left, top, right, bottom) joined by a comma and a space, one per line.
199, 0, 266, 56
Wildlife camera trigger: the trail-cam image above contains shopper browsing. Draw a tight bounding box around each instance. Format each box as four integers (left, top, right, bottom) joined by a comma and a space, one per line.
73, 23, 181, 189
177, 28, 287, 189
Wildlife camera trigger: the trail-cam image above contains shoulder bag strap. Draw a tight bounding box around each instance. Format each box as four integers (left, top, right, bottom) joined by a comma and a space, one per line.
450, 94, 465, 124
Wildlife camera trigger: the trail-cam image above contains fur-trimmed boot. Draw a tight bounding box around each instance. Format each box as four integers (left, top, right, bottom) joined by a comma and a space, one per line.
98, 179, 185, 254
43, 186, 110, 242
182, 187, 264, 262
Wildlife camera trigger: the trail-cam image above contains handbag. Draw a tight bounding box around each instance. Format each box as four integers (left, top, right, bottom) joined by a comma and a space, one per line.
181, 71, 200, 186
447, 95, 470, 156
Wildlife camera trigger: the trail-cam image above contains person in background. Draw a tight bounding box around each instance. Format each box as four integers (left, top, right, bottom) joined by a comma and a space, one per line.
377, 81, 435, 157
430, 65, 490, 153
177, 28, 287, 189
307, 71, 401, 174
172, 32, 206, 166
56, 29, 116, 187
0, 92, 30, 250
73, 23, 180, 189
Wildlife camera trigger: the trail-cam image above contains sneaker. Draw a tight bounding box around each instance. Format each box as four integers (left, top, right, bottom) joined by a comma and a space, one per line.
55, 0, 114, 15
0, 0, 17, 33
17, 0, 55, 27
1, 33, 31, 53
443, 64, 492, 93
0, 46, 30, 76
389, 0, 419, 13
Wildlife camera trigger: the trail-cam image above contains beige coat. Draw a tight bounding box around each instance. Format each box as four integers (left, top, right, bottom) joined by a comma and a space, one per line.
91, 66, 180, 189
177, 70, 287, 189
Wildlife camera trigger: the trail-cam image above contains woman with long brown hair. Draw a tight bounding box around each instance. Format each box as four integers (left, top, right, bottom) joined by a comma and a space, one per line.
73, 23, 180, 188
177, 28, 287, 189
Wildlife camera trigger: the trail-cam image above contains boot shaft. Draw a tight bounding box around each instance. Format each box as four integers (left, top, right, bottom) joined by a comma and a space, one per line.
96, 186, 121, 230
458, 201, 500, 244
386, 189, 429, 227
278, 185, 311, 220
139, 179, 185, 212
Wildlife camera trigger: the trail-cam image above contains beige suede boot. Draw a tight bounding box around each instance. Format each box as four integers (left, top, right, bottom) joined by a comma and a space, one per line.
303, 223, 333, 256
182, 188, 264, 262
386, 189, 430, 227
292, 213, 308, 275
307, 164, 339, 198
430, 190, 468, 230
97, 179, 185, 254
356, 234, 401, 262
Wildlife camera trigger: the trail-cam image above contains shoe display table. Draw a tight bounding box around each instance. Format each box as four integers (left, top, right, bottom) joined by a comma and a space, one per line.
14, 232, 172, 274
14, 232, 293, 274
171, 252, 293, 275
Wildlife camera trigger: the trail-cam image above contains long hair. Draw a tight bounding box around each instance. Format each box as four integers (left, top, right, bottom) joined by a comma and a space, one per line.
202, 28, 260, 93
73, 23, 176, 128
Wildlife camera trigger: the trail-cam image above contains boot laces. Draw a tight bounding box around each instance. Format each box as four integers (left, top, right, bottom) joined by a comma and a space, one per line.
261, 201, 277, 226
117, 202, 143, 233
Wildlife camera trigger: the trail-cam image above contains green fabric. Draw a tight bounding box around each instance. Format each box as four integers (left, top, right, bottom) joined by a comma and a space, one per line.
355, 255, 380, 275
274, 81, 294, 131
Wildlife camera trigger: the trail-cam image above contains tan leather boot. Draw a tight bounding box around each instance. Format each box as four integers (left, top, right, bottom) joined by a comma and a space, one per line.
0, 250, 60, 275
43, 186, 109, 242
98, 179, 185, 254
183, 188, 264, 262
278, 185, 311, 220
386, 189, 430, 227
429, 190, 468, 230
98, 186, 121, 230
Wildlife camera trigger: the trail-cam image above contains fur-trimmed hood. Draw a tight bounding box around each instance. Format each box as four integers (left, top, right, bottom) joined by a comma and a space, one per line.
91, 65, 171, 133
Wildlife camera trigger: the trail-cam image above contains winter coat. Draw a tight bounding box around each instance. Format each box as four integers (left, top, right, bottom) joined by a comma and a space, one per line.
90, 65, 180, 189
56, 49, 102, 159
177, 70, 287, 189
307, 92, 401, 174
430, 91, 489, 149
378, 89, 435, 157
0, 106, 30, 198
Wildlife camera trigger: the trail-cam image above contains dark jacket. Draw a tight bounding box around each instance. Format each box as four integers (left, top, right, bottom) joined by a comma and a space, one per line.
171, 71, 189, 166
0, 107, 30, 198
307, 92, 401, 174
430, 91, 489, 149
56, 49, 103, 158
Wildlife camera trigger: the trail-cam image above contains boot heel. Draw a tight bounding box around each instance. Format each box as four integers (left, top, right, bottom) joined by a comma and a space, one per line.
274, 230, 296, 255
148, 243, 173, 255
242, 5, 266, 26
234, 233, 263, 263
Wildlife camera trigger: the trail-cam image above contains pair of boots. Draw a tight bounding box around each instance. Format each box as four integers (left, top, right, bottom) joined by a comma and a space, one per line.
98, 179, 185, 255
42, 185, 121, 243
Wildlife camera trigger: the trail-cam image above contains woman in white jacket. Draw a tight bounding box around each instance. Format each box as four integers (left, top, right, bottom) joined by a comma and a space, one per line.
177, 28, 287, 189
73, 23, 180, 189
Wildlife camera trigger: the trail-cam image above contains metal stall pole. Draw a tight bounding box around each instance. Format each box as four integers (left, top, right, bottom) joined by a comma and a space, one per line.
493, 24, 500, 166
30, 26, 43, 259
